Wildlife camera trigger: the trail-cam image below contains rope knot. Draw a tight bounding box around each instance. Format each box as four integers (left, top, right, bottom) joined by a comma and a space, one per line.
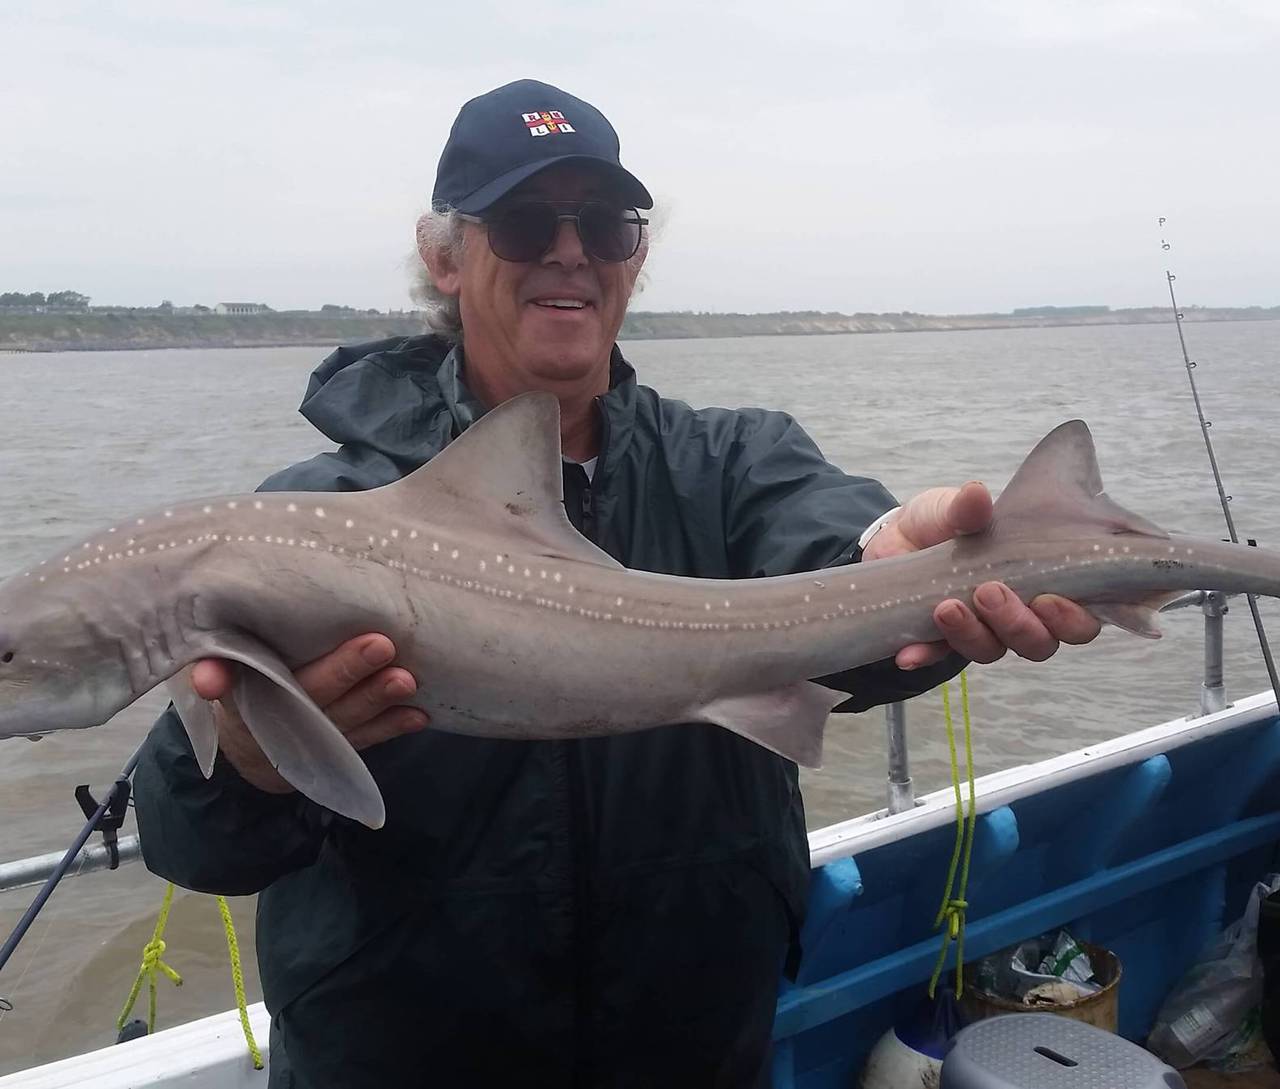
927, 673, 977, 1001
140, 938, 166, 970
941, 900, 968, 939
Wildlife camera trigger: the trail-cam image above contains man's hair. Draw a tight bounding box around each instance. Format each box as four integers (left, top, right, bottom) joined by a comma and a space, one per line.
411, 205, 468, 340
410, 203, 658, 342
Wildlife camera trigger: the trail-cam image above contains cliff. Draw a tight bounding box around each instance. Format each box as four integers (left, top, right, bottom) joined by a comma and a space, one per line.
1, 305, 1276, 353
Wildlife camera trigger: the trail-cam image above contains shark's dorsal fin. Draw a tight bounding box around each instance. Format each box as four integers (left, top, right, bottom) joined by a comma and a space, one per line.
380, 391, 621, 569
991, 420, 1168, 541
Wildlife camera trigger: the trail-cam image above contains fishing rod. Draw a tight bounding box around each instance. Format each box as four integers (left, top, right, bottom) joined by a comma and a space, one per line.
1159, 218, 1280, 705
0, 741, 145, 985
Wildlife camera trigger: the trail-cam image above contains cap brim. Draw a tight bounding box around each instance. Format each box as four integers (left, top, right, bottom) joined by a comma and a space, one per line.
452, 155, 652, 213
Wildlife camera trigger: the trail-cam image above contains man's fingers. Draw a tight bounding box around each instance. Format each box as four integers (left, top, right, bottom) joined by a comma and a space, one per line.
946, 480, 994, 538
1031, 595, 1103, 645
934, 598, 1008, 664
969, 582, 1058, 662
894, 640, 953, 671
343, 707, 431, 753
324, 667, 419, 732
293, 634, 398, 708
871, 482, 993, 559
190, 658, 235, 701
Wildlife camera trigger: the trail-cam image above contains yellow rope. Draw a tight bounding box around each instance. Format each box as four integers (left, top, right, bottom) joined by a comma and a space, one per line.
116, 885, 263, 1069
217, 896, 264, 1069
928, 671, 978, 998
117, 882, 183, 1033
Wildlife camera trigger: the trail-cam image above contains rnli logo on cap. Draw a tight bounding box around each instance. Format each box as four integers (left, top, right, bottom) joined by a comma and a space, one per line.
522, 110, 575, 137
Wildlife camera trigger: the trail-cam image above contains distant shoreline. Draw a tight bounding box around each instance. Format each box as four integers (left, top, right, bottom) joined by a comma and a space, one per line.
1, 305, 1276, 353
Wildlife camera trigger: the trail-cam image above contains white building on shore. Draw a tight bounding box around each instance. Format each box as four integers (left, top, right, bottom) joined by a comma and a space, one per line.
213, 303, 272, 315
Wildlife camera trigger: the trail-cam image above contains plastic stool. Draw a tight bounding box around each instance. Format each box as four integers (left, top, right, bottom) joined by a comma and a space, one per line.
941, 1014, 1186, 1088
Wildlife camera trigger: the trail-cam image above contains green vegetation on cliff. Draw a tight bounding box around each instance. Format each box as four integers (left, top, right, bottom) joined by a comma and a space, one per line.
1, 304, 1277, 353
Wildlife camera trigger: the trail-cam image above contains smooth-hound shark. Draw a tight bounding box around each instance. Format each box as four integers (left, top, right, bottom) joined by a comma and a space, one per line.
1, 394, 1278, 828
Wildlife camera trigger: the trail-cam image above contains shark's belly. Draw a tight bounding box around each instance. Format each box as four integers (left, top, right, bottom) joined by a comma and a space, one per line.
409, 591, 706, 739
398, 579, 874, 741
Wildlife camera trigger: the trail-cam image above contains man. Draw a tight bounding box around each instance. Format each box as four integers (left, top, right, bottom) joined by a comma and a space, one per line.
134, 79, 1099, 1087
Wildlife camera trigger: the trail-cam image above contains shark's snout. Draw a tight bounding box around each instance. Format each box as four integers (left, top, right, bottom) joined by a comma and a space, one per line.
0, 598, 133, 738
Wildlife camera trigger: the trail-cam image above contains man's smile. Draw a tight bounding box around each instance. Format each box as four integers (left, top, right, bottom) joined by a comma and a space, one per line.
527, 293, 596, 315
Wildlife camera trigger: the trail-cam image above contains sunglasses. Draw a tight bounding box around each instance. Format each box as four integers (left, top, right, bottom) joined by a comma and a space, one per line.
462, 201, 648, 264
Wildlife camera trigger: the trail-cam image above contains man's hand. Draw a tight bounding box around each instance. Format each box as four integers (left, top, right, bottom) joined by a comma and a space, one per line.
862, 481, 1102, 670
189, 634, 430, 794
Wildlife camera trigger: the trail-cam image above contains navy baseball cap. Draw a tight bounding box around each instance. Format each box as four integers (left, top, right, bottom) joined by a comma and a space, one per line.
432, 79, 652, 214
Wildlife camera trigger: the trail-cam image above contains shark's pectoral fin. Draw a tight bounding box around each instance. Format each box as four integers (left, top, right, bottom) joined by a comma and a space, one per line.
689, 682, 844, 768
991, 420, 1169, 542
194, 630, 386, 829
166, 666, 219, 777
377, 391, 623, 571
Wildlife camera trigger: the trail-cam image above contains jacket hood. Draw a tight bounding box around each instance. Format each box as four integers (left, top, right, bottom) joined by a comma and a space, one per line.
297, 333, 640, 479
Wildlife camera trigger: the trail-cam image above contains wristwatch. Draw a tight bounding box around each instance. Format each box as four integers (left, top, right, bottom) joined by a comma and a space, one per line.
857, 506, 901, 555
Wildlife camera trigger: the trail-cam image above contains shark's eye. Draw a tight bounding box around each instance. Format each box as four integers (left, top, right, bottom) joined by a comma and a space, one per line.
1, 652, 12, 664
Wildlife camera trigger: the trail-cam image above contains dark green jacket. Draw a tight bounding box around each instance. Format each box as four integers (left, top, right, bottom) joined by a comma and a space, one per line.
134, 336, 953, 1089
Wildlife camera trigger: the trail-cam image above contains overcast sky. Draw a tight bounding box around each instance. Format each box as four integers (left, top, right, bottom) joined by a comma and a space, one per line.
2, 0, 1277, 314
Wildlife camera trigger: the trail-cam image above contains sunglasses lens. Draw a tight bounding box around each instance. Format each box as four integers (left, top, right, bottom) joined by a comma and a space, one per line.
579, 203, 641, 262
485, 203, 642, 263
488, 205, 559, 262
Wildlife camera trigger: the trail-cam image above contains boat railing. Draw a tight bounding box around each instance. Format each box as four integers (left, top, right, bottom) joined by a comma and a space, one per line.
0, 588, 1255, 893
882, 588, 1240, 814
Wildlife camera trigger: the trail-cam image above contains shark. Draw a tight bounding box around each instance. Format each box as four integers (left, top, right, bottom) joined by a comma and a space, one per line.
1, 392, 1278, 829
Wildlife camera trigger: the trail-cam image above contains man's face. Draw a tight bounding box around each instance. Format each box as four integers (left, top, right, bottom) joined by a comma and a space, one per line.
431, 165, 647, 399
